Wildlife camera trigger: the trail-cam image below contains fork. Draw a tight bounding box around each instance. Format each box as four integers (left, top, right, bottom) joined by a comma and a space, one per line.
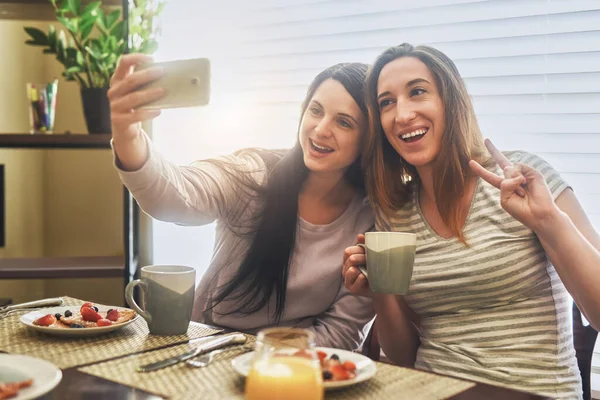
186, 349, 225, 368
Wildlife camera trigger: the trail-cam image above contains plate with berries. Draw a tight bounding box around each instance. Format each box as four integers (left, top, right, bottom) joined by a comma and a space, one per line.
231, 347, 376, 389
20, 302, 137, 337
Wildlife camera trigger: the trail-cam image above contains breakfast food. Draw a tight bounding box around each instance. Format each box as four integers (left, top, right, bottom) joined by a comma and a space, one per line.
32, 302, 136, 329
292, 350, 357, 381
0, 378, 33, 399
317, 351, 357, 381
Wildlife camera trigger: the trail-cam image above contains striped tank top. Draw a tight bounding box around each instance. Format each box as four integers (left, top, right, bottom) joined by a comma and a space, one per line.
375, 151, 582, 399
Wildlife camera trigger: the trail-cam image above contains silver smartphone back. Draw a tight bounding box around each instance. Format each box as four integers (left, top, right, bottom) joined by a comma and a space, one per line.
136, 58, 210, 110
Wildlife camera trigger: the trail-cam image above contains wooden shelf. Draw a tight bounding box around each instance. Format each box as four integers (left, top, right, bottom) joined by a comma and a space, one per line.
0, 256, 125, 279
0, 0, 121, 3
0, 134, 111, 149
0, 0, 121, 21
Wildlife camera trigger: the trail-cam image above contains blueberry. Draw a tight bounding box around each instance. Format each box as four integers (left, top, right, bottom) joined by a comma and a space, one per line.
330, 354, 340, 361
70, 323, 84, 328
322, 370, 333, 380
54, 313, 61, 319
92, 306, 99, 312
64, 310, 72, 317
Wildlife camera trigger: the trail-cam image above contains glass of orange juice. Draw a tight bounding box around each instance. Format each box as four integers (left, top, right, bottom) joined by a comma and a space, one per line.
245, 327, 324, 400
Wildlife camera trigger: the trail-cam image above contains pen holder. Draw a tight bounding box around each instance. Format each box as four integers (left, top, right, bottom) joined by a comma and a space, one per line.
26, 80, 58, 134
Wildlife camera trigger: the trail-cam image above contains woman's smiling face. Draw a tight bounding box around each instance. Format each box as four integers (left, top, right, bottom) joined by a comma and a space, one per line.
299, 78, 365, 175
376, 56, 446, 169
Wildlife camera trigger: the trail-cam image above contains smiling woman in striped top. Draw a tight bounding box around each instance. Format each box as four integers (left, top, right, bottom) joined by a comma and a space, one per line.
342, 43, 600, 399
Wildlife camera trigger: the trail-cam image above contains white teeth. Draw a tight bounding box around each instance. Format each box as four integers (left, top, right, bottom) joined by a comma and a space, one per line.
311, 140, 333, 151
401, 128, 427, 140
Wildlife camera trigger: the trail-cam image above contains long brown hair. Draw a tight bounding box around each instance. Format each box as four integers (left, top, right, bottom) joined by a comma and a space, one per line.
209, 62, 369, 322
363, 43, 489, 244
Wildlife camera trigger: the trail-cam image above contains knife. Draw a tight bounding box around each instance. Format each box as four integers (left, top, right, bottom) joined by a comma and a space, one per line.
0, 297, 64, 312
137, 333, 247, 373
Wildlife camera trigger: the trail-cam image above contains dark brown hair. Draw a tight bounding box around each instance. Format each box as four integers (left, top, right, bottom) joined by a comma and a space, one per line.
209, 62, 369, 322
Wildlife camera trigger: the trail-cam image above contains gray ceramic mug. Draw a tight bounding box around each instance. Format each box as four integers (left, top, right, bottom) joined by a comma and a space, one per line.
357, 232, 417, 294
125, 265, 195, 335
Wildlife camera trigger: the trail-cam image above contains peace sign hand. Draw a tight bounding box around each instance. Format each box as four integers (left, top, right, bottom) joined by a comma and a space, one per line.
469, 139, 561, 232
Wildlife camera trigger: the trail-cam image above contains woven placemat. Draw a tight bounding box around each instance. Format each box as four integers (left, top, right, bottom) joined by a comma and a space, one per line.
0, 297, 222, 369
79, 333, 256, 399
80, 336, 474, 400
326, 362, 475, 400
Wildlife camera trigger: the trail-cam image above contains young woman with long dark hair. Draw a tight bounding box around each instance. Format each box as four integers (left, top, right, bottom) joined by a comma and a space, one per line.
109, 54, 375, 350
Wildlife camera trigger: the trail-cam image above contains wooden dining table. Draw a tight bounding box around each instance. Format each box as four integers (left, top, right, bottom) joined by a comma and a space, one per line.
39, 364, 548, 400
1, 297, 549, 400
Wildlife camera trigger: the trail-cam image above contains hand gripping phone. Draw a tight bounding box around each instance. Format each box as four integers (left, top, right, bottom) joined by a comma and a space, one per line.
136, 57, 211, 110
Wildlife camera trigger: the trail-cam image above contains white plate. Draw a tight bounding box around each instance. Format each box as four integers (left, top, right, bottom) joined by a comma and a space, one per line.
231, 347, 376, 390
0, 354, 62, 400
20, 305, 138, 337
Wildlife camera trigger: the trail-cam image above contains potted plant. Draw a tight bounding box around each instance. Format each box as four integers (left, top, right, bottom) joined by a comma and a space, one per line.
23, 0, 165, 134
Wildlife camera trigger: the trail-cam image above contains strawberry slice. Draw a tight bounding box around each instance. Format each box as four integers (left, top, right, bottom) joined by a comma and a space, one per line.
330, 364, 351, 381
33, 314, 56, 327
316, 350, 327, 362
97, 318, 113, 327
81, 306, 102, 322
106, 309, 119, 322
80, 302, 94, 313
342, 360, 357, 372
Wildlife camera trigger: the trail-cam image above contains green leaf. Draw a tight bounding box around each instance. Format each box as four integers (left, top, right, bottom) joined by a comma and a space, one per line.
82, 1, 101, 15
66, 47, 78, 60
43, 48, 55, 54
24, 27, 49, 45
67, 0, 81, 15
56, 44, 65, 62
110, 20, 124, 38
81, 2, 100, 30
96, 10, 107, 30
140, 39, 158, 55
108, 36, 117, 50
85, 45, 100, 59
57, 31, 66, 60
57, 16, 77, 34
156, 2, 166, 16
80, 10, 98, 25
25, 40, 47, 47
66, 66, 82, 74
76, 50, 85, 66
80, 18, 95, 40
48, 25, 57, 48
106, 9, 120, 28
58, 29, 67, 47
59, 0, 71, 12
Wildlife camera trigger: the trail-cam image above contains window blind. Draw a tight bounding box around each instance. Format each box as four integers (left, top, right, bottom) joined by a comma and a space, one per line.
152, 0, 600, 277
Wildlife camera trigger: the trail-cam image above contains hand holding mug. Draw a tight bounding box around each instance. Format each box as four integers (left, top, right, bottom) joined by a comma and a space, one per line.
344, 232, 417, 296
343, 234, 372, 297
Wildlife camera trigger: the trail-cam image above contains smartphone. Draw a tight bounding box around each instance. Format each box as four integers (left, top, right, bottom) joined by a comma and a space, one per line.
135, 58, 210, 110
